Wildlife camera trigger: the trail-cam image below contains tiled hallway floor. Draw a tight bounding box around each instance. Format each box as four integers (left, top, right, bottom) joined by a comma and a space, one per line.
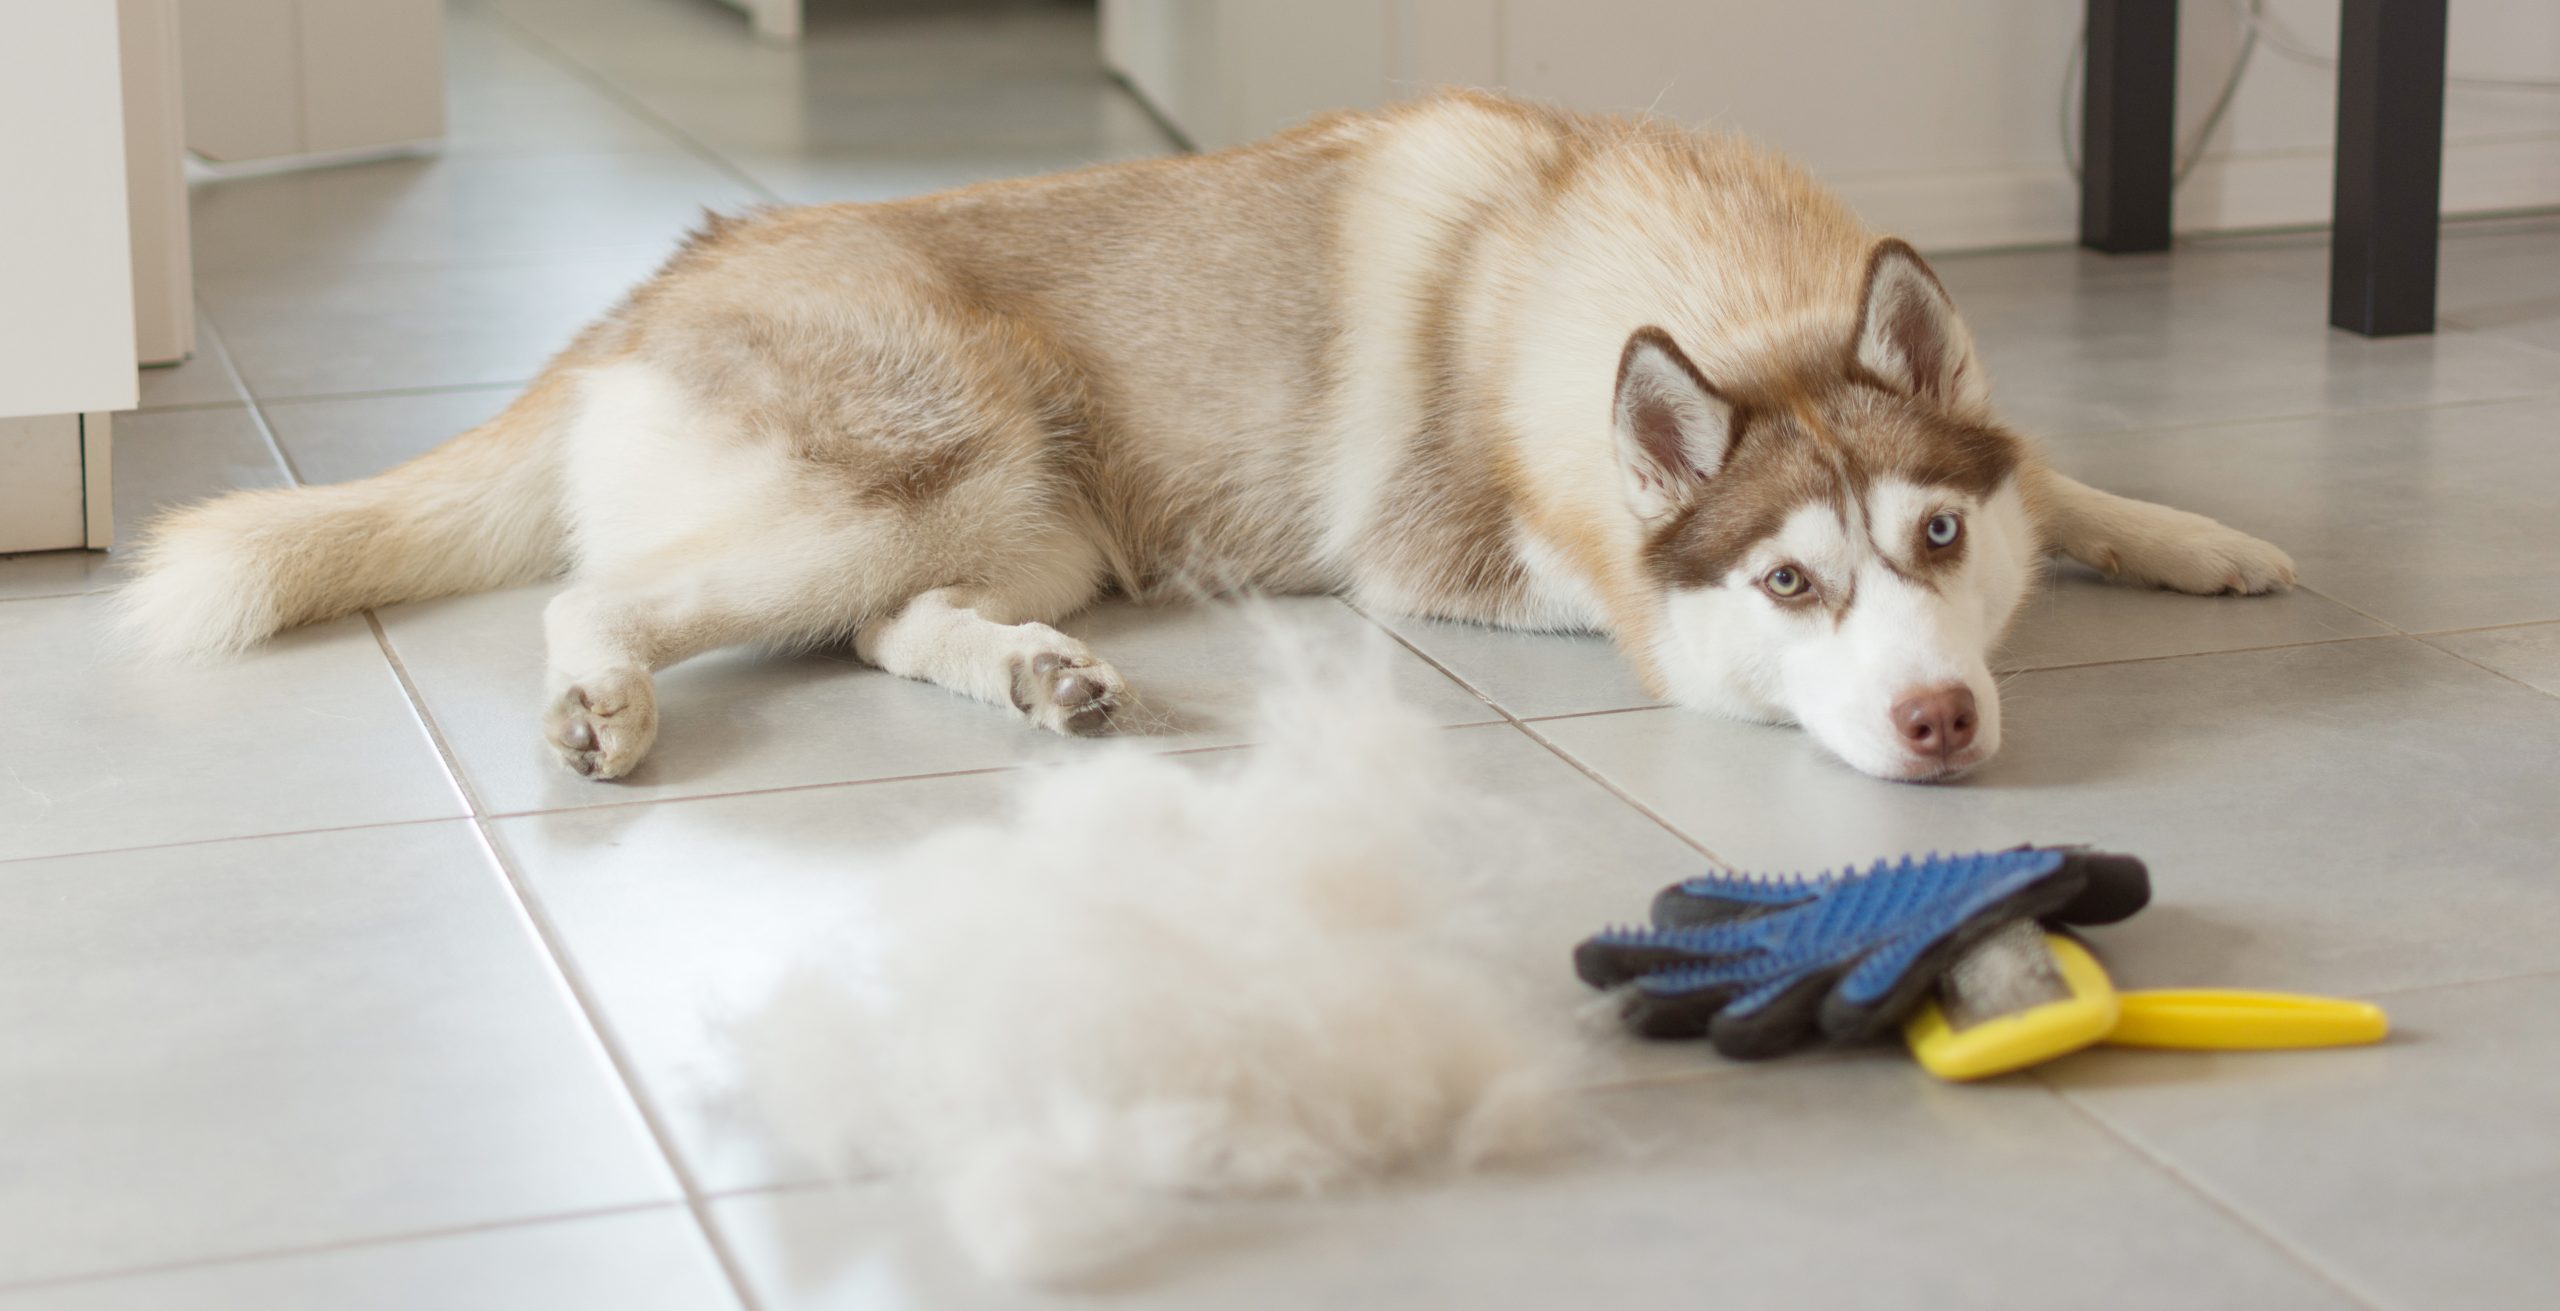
6, 1, 2560, 1306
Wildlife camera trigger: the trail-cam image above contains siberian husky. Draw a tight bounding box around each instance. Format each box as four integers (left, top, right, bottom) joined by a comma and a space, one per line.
123, 92, 2294, 783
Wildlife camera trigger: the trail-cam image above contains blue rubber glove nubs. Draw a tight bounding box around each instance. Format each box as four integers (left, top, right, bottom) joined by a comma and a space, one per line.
1574, 846, 2150, 1059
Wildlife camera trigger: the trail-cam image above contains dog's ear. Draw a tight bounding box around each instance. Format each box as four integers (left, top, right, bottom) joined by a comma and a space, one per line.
1613, 327, 1737, 525
1852, 238, 1991, 417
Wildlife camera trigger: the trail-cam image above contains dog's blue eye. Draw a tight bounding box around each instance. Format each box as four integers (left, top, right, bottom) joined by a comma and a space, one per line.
1926, 512, 1962, 547
1763, 566, 1808, 598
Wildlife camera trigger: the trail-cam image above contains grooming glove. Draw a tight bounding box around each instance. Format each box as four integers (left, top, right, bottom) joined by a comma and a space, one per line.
1575, 846, 2150, 1058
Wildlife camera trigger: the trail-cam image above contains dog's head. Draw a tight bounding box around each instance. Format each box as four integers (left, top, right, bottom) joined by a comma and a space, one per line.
1620, 240, 2036, 781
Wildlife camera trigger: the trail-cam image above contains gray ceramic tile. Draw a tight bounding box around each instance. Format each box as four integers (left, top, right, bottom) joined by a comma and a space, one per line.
0, 598, 427, 851
2435, 221, 2560, 360
2049, 974, 2560, 1311
0, 595, 464, 862
0, 1208, 736, 1310
637, 79, 1170, 158
200, 249, 663, 399
0, 406, 286, 601
1933, 243, 2560, 438
727, 142, 1170, 208
495, 0, 1113, 98
0, 824, 675, 1287
444, 0, 591, 89
2426, 621, 2560, 698
261, 387, 519, 486
2042, 395, 2560, 632
188, 150, 758, 276
1536, 639, 2560, 998
134, 312, 249, 411
487, 768, 1020, 1192
379, 588, 1494, 815
493, 722, 1707, 1191
1996, 560, 2391, 672
1374, 615, 1662, 720
709, 1063, 2347, 1310
439, 74, 692, 157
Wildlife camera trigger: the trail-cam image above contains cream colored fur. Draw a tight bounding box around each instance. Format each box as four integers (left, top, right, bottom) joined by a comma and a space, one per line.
119, 91, 2293, 781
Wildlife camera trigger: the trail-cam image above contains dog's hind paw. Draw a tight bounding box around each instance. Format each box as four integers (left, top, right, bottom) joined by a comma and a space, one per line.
1009, 648, 1128, 736
544, 668, 659, 779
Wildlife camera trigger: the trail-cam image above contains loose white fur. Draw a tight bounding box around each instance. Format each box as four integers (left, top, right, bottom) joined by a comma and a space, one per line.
732, 624, 1576, 1286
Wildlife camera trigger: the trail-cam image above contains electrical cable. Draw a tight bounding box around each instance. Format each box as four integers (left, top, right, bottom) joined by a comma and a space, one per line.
2060, 0, 2560, 187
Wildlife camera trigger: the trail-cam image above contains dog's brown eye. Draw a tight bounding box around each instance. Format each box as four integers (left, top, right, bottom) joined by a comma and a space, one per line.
1926, 512, 1963, 548
1763, 566, 1809, 599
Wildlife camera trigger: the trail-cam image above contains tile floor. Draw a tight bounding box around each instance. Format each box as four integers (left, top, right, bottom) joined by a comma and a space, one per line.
5, 0, 2559, 1306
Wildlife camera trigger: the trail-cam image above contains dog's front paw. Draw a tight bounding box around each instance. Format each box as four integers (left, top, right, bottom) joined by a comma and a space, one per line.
2090, 511, 2297, 596
544, 668, 658, 779
1009, 648, 1128, 736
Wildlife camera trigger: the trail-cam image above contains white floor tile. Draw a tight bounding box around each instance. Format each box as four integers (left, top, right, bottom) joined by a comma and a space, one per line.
2044, 394, 2560, 633
379, 589, 1495, 816
0, 1208, 735, 1310
709, 1065, 2349, 1310
1937, 242, 2560, 437
1536, 639, 2560, 999
189, 151, 761, 277
2427, 621, 2560, 697
201, 250, 664, 399
261, 387, 518, 487
0, 594, 462, 862
2050, 974, 2560, 1311
0, 823, 676, 1286
488, 722, 1712, 1193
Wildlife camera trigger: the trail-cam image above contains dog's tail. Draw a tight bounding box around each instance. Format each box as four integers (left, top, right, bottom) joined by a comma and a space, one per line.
118, 369, 581, 660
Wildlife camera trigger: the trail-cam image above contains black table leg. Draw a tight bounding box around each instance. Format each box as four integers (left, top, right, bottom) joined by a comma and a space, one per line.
2330, 0, 2448, 336
2080, 0, 2178, 253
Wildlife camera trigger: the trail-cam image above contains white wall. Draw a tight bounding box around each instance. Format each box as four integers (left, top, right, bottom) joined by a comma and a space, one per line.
1103, 0, 2560, 251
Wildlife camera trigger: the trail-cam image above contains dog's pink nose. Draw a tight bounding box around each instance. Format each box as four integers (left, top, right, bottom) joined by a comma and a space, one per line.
1893, 684, 1978, 759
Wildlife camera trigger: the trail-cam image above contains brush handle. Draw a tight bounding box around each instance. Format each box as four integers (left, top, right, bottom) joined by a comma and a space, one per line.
2107, 990, 2389, 1049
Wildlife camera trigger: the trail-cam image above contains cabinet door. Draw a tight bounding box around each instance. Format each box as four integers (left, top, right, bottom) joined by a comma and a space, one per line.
0, 4, 139, 421
0, 416, 93, 555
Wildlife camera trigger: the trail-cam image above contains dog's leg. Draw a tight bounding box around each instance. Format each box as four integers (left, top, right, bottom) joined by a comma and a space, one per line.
538, 571, 818, 780
856, 586, 1128, 736
2028, 467, 2296, 595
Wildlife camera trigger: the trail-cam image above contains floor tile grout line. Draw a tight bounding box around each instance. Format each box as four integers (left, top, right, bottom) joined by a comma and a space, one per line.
140, 309, 257, 418
2363, 965, 2560, 1000
2404, 615, 2560, 639
451, 814, 770, 1311
472, 714, 1512, 824
1344, 600, 1732, 868
0, 814, 467, 871
0, 1199, 693, 1299
2294, 580, 2560, 702
198, 242, 678, 285
2036, 1081, 2391, 1310
2033, 388, 2559, 445
253, 379, 534, 410
1992, 630, 2407, 676
475, 4, 785, 207
2412, 634, 2560, 702
355, 611, 768, 1311
0, 585, 118, 605
266, 297, 762, 1311
126, 396, 260, 416
1514, 703, 1672, 727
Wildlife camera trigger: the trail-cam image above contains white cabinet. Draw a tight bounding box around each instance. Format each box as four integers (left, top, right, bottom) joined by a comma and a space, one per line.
0, 415, 112, 555
177, 0, 444, 165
